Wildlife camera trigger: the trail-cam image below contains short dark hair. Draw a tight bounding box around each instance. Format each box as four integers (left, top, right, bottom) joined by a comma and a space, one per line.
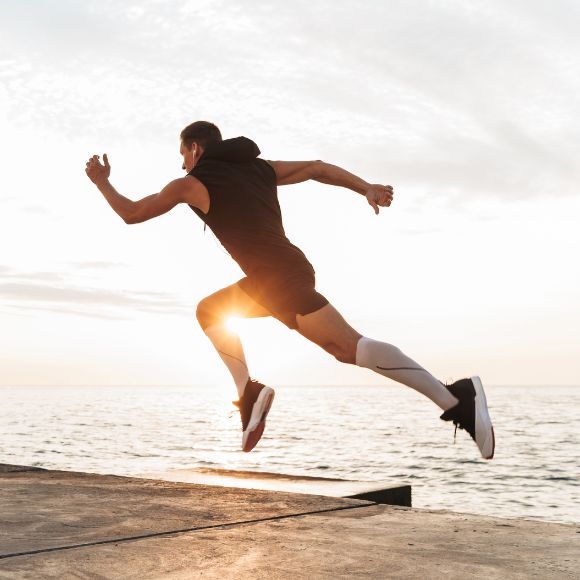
180, 121, 222, 150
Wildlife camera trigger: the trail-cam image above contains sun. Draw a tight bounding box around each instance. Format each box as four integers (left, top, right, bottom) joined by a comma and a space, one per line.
225, 316, 243, 333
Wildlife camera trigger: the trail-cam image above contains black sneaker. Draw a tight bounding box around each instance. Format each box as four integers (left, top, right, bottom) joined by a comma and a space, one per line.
233, 379, 275, 452
440, 376, 495, 460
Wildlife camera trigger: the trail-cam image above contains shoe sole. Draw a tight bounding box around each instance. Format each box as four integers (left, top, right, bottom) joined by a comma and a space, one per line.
242, 387, 275, 452
471, 375, 495, 460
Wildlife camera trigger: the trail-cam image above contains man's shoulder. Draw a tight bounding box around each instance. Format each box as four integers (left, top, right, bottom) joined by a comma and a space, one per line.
175, 175, 209, 211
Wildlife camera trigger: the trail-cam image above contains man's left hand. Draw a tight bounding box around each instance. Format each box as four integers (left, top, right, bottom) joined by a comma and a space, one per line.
365, 184, 394, 214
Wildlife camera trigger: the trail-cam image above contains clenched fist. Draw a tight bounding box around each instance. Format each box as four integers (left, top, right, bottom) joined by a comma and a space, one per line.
365, 184, 394, 214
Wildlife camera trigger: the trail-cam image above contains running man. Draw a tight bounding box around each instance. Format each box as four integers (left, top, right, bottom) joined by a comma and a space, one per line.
85, 121, 495, 459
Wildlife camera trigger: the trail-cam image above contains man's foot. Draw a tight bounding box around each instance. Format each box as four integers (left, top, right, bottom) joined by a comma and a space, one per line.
440, 376, 495, 460
233, 379, 275, 452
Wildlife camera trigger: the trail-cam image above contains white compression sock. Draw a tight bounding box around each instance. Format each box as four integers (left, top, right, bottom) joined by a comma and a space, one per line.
355, 336, 458, 411
204, 323, 250, 398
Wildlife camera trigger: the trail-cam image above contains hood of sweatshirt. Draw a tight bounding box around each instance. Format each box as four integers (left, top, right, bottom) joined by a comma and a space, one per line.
200, 136, 260, 163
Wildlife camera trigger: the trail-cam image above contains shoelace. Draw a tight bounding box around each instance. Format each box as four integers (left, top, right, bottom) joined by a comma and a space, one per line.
453, 420, 468, 443
228, 380, 262, 420
228, 400, 240, 419
444, 381, 465, 444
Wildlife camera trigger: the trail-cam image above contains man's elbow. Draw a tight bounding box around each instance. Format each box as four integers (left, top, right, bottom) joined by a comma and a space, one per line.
310, 160, 325, 180
123, 212, 142, 224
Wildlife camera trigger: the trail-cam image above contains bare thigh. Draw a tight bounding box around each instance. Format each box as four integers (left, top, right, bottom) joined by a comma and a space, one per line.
296, 303, 362, 364
196, 282, 271, 330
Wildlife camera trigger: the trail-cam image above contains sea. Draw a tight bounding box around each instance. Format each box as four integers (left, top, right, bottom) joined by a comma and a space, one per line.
1, 384, 578, 525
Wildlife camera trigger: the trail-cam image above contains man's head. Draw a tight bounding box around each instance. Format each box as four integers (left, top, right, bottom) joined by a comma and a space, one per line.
180, 121, 222, 172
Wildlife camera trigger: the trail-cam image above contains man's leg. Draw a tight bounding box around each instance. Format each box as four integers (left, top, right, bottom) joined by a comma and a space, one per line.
197, 281, 275, 452
295, 303, 458, 411
296, 302, 495, 459
196, 282, 271, 397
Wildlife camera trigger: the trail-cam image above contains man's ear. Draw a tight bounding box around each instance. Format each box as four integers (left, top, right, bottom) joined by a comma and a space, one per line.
193, 143, 205, 163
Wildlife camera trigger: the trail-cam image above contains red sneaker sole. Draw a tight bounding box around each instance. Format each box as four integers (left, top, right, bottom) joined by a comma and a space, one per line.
243, 420, 266, 452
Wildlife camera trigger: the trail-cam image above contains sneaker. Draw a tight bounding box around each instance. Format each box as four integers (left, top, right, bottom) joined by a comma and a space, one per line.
233, 379, 275, 452
440, 376, 495, 460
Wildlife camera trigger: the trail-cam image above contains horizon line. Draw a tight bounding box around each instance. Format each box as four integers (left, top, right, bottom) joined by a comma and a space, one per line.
2, 383, 579, 389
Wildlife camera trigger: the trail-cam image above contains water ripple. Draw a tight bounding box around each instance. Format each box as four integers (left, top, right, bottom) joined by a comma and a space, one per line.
1, 384, 579, 524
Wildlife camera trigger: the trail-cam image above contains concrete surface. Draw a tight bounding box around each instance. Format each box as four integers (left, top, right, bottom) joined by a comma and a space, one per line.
139, 466, 412, 506
1, 464, 578, 579
0, 466, 362, 556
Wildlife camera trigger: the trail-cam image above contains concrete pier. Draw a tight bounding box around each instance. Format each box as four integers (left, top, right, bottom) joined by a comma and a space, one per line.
1, 464, 578, 579
138, 466, 413, 506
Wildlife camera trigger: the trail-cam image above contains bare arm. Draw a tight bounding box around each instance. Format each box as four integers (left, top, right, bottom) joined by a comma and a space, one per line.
85, 154, 208, 224
267, 159, 394, 214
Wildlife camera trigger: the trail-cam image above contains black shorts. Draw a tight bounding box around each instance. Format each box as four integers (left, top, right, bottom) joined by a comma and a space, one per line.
237, 267, 329, 329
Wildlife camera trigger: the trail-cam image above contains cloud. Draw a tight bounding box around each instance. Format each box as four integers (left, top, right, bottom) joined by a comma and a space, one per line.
5, 271, 66, 283
19, 205, 49, 215
3, 302, 128, 321
71, 260, 125, 271
0, 268, 191, 319
399, 226, 443, 236
0, 0, 123, 61
1, 0, 578, 200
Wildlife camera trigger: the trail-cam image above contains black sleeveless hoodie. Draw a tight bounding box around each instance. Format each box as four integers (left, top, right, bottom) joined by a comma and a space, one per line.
188, 137, 313, 280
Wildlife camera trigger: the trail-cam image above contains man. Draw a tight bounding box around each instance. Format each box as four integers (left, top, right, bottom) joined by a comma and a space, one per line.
85, 121, 495, 459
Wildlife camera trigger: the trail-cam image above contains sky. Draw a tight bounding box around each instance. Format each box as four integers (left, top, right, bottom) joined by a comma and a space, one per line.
0, 0, 579, 387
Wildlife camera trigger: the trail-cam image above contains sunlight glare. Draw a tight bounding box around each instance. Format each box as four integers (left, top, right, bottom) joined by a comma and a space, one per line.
225, 316, 243, 334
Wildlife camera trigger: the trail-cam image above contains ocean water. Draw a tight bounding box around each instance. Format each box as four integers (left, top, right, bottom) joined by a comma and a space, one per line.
1, 384, 579, 525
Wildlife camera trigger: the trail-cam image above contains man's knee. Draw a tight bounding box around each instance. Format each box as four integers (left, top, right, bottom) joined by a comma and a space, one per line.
196, 297, 219, 330
324, 341, 357, 365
